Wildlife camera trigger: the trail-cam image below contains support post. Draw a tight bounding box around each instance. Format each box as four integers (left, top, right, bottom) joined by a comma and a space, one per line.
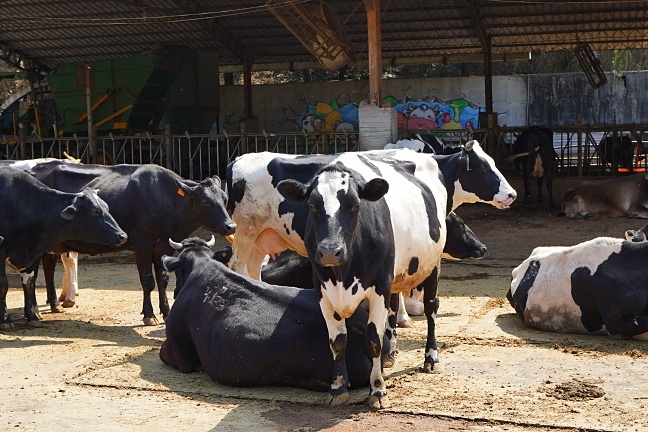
484, 36, 493, 114
165, 123, 173, 170
364, 0, 382, 106
85, 65, 97, 164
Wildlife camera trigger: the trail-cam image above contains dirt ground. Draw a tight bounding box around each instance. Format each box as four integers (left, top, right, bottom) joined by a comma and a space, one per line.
1, 177, 648, 432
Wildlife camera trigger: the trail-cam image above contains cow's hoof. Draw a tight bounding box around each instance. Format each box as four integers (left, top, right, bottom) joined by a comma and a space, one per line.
383, 353, 396, 369
143, 316, 160, 326
368, 394, 391, 409
50, 304, 65, 313
421, 362, 442, 374
27, 320, 43, 328
0, 322, 15, 330
327, 392, 349, 407
62, 300, 76, 308
396, 317, 415, 328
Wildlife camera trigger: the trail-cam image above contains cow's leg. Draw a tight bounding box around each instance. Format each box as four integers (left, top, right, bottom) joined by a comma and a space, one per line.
59, 252, 79, 307
604, 314, 648, 339
134, 248, 159, 326
384, 293, 399, 368
546, 160, 556, 208
245, 247, 267, 281
21, 260, 43, 327
421, 267, 441, 373
228, 232, 256, 278
159, 337, 200, 373
152, 251, 170, 320
521, 161, 532, 206
42, 253, 63, 313
0, 263, 13, 330
366, 289, 391, 409
396, 292, 415, 328
536, 176, 544, 203
319, 294, 350, 406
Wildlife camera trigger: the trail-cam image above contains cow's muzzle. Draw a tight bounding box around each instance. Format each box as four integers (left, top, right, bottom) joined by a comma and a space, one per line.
223, 222, 237, 236
316, 242, 346, 267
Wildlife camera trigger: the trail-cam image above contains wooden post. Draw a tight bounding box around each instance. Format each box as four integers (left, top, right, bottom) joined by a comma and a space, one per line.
85, 65, 97, 164
364, 0, 382, 106
243, 57, 253, 120
484, 36, 493, 114
577, 113, 583, 178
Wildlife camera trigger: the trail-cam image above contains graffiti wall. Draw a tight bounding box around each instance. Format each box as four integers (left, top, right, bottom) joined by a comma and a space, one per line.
284, 93, 483, 134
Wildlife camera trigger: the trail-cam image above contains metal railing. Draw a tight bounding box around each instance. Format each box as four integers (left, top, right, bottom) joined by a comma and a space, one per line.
2, 124, 647, 180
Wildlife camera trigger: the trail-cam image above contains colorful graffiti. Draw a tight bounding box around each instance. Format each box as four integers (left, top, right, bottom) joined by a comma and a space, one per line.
284, 93, 483, 134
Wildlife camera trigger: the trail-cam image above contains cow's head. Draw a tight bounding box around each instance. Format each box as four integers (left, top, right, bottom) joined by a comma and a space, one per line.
561, 188, 591, 218
442, 212, 486, 260
164, 235, 217, 298
63, 188, 127, 246
625, 222, 648, 243
276, 164, 388, 268
453, 140, 517, 210
176, 176, 237, 236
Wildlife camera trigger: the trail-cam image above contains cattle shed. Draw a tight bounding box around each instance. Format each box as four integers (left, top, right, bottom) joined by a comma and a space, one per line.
0, 1, 647, 175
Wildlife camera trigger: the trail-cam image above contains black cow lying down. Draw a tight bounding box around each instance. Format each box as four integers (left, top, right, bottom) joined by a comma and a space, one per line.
507, 236, 648, 339
161, 237, 388, 391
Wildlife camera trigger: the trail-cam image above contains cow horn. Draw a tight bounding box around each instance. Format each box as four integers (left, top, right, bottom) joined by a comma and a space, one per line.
464, 140, 476, 152
206, 235, 216, 247
169, 238, 183, 250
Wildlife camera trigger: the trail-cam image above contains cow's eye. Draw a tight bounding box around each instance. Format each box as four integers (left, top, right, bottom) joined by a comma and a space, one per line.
201, 200, 212, 207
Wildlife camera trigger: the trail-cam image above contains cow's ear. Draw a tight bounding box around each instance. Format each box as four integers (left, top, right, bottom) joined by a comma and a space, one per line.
175, 179, 196, 198
359, 178, 389, 201
277, 179, 309, 202
60, 205, 77, 220
162, 255, 181, 272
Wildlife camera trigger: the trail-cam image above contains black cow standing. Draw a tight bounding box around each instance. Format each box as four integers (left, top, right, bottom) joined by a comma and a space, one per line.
598, 135, 634, 173
160, 236, 388, 391
0, 168, 127, 329
26, 161, 236, 326
512, 126, 556, 207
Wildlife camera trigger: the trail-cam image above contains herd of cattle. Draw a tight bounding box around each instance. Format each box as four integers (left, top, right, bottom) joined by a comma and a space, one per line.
1, 130, 647, 408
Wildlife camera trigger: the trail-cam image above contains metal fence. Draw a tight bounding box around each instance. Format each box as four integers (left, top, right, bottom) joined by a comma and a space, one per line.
2, 124, 647, 180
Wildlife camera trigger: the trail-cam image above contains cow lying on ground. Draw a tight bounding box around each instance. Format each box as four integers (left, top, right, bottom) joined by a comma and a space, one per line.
160, 236, 388, 392
26, 160, 236, 325
561, 173, 648, 218
625, 222, 647, 242
507, 236, 648, 339
0, 168, 127, 329
510, 126, 556, 207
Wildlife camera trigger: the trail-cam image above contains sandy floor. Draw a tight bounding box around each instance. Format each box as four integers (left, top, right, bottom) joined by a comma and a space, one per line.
1, 200, 647, 432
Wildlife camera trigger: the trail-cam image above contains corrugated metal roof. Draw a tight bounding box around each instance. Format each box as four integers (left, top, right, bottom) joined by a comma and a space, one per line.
0, 0, 646, 74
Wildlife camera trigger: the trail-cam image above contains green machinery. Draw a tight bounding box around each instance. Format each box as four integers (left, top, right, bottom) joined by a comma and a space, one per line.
48, 53, 185, 135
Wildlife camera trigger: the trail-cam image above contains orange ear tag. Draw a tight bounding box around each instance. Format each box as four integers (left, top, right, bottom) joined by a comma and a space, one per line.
177, 188, 185, 197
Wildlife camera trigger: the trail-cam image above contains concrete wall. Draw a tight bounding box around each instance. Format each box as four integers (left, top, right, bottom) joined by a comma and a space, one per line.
218, 75, 528, 132
528, 71, 648, 125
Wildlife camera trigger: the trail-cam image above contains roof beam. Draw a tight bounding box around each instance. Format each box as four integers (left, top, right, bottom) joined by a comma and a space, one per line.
0, 43, 51, 74
170, 0, 247, 61
462, 0, 489, 53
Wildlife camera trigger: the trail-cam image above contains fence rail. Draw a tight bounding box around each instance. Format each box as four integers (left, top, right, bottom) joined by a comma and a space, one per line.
2, 124, 647, 180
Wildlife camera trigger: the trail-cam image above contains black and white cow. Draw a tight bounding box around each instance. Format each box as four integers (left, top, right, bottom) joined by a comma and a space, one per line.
228, 149, 448, 408
161, 236, 388, 392
0, 168, 127, 329
511, 126, 556, 207
507, 237, 648, 339
26, 160, 236, 325
384, 134, 460, 155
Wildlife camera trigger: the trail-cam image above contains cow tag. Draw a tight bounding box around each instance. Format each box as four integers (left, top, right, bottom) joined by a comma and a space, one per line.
177, 188, 185, 197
